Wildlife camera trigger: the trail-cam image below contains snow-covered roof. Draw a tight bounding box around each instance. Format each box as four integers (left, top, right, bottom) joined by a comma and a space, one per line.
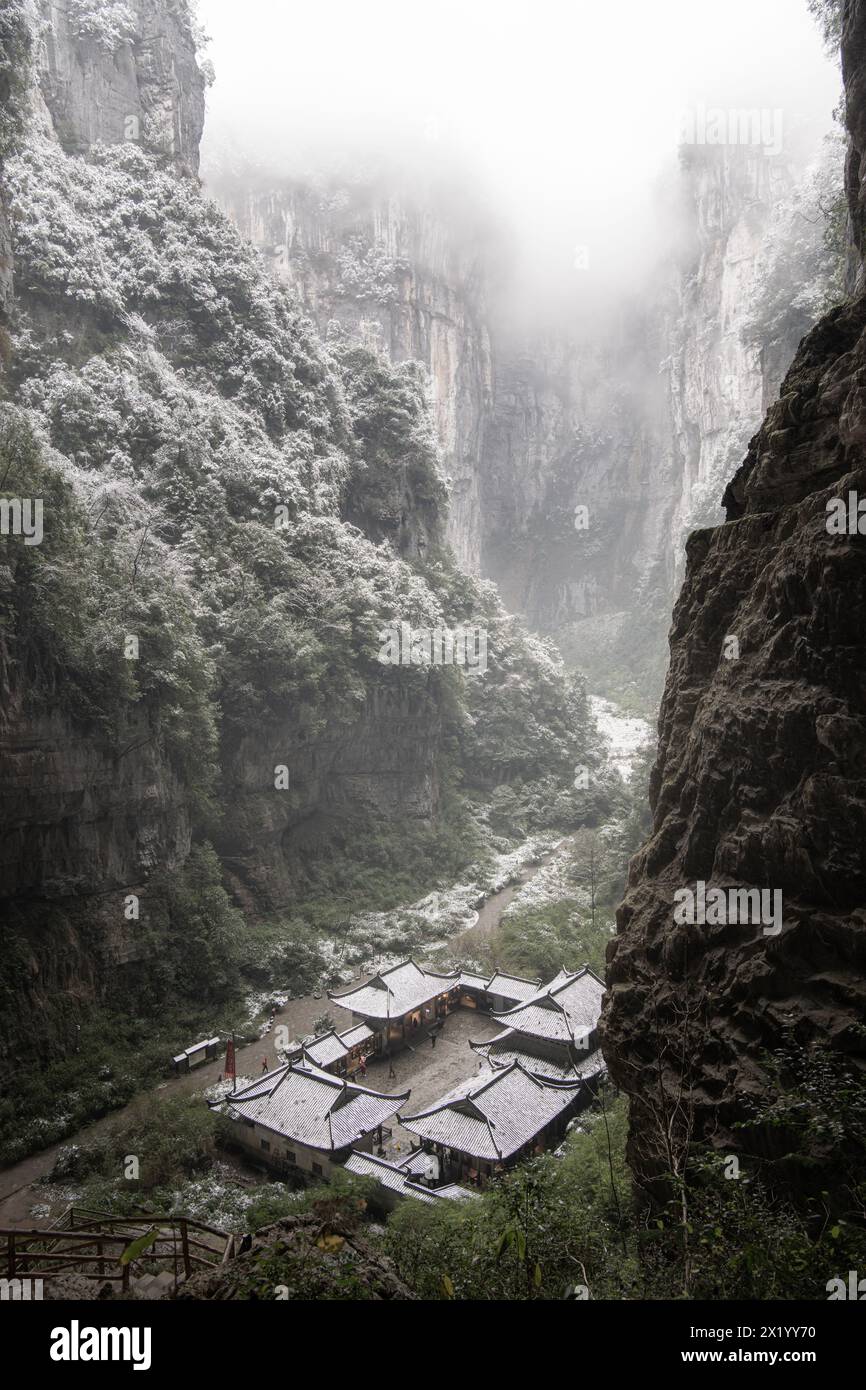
398, 1062, 582, 1162
486, 970, 542, 1002
456, 968, 541, 1003
297, 1023, 374, 1070
227, 1061, 408, 1152
470, 1030, 607, 1083
329, 960, 459, 1021
343, 1151, 473, 1205
456, 970, 491, 990
490, 967, 604, 1046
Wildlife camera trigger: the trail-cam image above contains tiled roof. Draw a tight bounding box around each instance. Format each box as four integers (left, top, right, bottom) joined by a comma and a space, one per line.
490, 967, 604, 1046
456, 970, 491, 990
399, 1062, 582, 1161
330, 959, 459, 1021
344, 1151, 475, 1204
455, 968, 542, 1003
299, 1023, 374, 1070
470, 1030, 607, 1083
486, 971, 542, 1002
227, 1061, 408, 1152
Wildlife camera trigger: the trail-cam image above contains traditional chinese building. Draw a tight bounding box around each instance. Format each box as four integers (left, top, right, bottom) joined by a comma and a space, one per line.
329, 959, 461, 1051
224, 1059, 409, 1182
456, 968, 542, 1013
283, 1023, 376, 1077
398, 1061, 584, 1185
343, 1150, 476, 1211
470, 966, 606, 1084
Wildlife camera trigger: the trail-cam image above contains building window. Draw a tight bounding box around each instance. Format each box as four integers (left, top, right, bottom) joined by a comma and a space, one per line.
285, 1150, 296, 1164
312, 1161, 324, 1177
260, 1139, 270, 1152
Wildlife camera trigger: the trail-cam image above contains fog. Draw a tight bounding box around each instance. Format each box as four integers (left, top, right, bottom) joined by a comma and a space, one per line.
196, 0, 840, 321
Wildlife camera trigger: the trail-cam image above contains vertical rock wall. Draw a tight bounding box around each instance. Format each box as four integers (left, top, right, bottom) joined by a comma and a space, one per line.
601, 0, 866, 1186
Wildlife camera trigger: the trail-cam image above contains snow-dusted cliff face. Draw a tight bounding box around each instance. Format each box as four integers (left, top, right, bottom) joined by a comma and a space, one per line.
210, 136, 841, 707
32, 0, 206, 170
668, 142, 842, 547
478, 140, 842, 705
1, 0, 598, 1082
603, 0, 866, 1193
209, 175, 494, 573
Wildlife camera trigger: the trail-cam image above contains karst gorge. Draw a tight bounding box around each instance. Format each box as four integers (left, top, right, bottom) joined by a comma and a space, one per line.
0, 0, 864, 1328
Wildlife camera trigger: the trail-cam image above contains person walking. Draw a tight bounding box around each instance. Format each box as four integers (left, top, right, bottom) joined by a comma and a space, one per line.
261, 1055, 269, 1074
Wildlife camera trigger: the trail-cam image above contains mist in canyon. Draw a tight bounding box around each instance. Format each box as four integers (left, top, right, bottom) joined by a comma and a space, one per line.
198, 0, 844, 709
199, 0, 838, 308
2, 0, 865, 1316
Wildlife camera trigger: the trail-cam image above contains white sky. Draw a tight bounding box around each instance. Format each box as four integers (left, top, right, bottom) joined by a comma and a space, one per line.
196, 0, 841, 310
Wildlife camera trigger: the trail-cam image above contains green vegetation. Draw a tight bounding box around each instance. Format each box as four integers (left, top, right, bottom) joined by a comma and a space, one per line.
51, 1095, 217, 1189
379, 1055, 866, 1301
808, 0, 844, 53
744, 131, 848, 375
0, 0, 30, 162
0, 845, 249, 1165
0, 409, 219, 810
497, 899, 606, 979
0, 122, 611, 1162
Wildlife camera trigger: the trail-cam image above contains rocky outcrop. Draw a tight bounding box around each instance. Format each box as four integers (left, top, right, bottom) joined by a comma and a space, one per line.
0, 694, 189, 899
602, 1, 866, 1188
477, 312, 681, 701
177, 1207, 417, 1300
218, 684, 441, 910
33, 0, 205, 171
480, 145, 830, 706
211, 174, 493, 572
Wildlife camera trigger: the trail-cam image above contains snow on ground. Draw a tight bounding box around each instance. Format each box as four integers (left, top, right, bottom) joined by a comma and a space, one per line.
589, 695, 652, 781
201, 1075, 256, 1103
161, 1164, 305, 1231
333, 832, 558, 974
501, 840, 591, 921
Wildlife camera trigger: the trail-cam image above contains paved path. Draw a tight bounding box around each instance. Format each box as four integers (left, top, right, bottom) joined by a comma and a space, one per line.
0, 990, 356, 1226
364, 1008, 501, 1160
0, 845, 549, 1228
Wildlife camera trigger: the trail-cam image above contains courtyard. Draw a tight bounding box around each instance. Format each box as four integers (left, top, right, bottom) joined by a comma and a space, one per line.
358, 1006, 502, 1160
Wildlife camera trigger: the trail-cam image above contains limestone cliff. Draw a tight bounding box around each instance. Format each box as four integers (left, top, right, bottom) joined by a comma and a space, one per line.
479, 142, 840, 706
212, 135, 840, 709
602, 0, 866, 1188
0, 0, 593, 1090
210, 172, 493, 573
32, 0, 205, 170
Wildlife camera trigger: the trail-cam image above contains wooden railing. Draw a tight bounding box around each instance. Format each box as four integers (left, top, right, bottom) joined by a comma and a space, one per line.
1, 1208, 235, 1290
